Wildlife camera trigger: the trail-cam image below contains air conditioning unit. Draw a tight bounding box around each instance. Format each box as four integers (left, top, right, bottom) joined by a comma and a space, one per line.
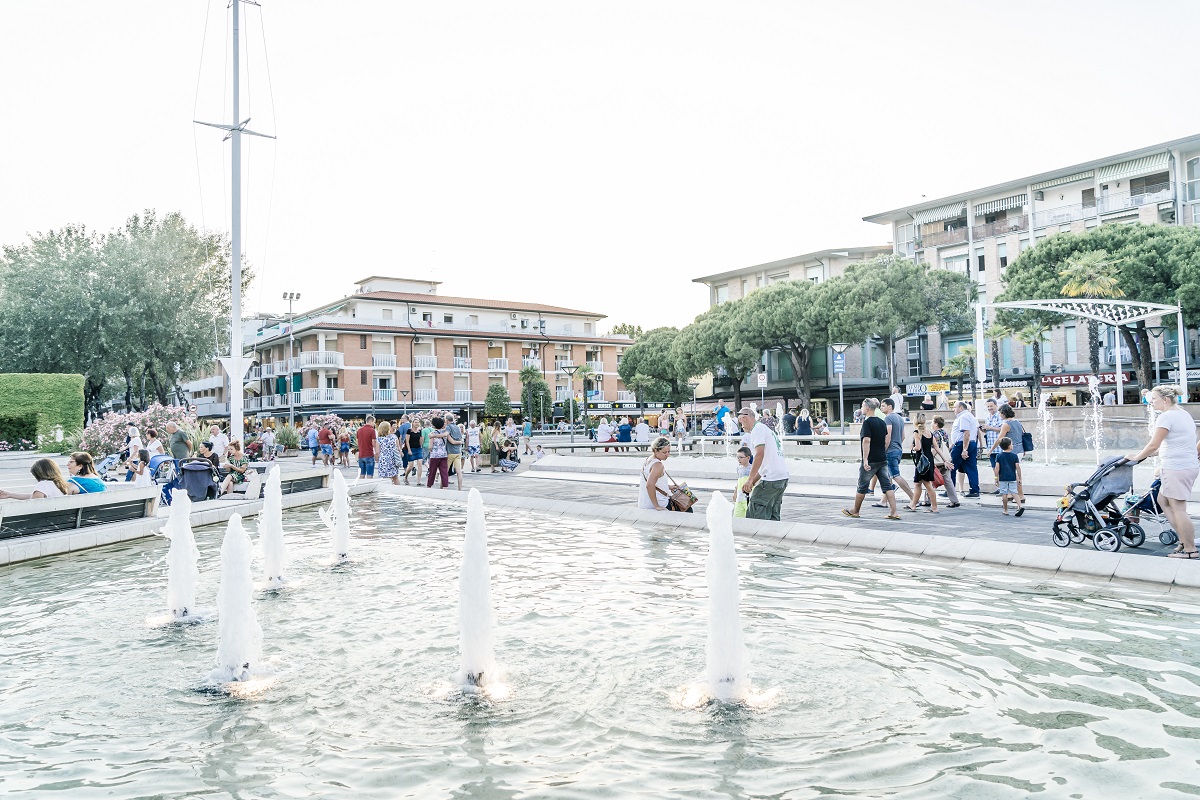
409, 307, 418, 314
510, 312, 519, 319
487, 340, 495, 347
1003, 367, 1024, 377
413, 336, 422, 344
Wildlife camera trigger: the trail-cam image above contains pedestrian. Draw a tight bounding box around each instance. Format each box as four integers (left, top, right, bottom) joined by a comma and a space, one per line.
634, 416, 651, 449
338, 427, 351, 467
467, 420, 482, 472
936, 392, 950, 411
874, 398, 914, 505
737, 406, 790, 521
426, 416, 450, 489
843, 399, 899, 520
889, 386, 905, 414
259, 426, 276, 462
981, 399, 1003, 493
597, 416, 614, 453
732, 445, 752, 518
1124, 384, 1200, 559
991, 387, 1009, 407
905, 414, 938, 513
950, 401, 981, 498
617, 416, 633, 452
356, 414, 377, 479
445, 414, 465, 490
990, 405, 1026, 504
795, 408, 813, 443
760, 409, 777, 433
930, 416, 961, 508
504, 417, 518, 442
782, 406, 797, 436
316, 422, 334, 467
1103, 392, 1116, 406
165, 421, 192, 469
420, 416, 433, 472
208, 425, 229, 458
994, 437, 1023, 516
376, 421, 399, 485
522, 418, 533, 455
402, 420, 425, 484
144, 428, 166, 457
305, 425, 320, 465
714, 403, 730, 434
675, 413, 688, 442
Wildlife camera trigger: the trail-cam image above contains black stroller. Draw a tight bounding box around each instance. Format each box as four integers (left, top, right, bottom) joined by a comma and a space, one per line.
1052, 456, 1145, 551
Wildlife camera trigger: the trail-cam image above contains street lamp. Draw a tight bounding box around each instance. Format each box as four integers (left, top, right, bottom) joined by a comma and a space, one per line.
283, 292, 300, 428
831, 342, 851, 435
688, 381, 699, 432
1148, 325, 1168, 386
400, 389, 410, 417
560, 363, 580, 443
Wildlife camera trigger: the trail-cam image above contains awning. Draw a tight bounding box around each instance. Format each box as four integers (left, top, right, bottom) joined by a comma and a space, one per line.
1032, 171, 1094, 191
913, 202, 967, 225
1098, 152, 1170, 182
974, 194, 1027, 217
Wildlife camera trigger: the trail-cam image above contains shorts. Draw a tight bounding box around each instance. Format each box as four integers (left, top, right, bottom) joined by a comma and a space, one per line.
310, 446, 319, 457
1160, 467, 1199, 501
858, 462, 894, 495
339, 443, 350, 452
997, 480, 1019, 496
447, 453, 462, 472
320, 444, 333, 456
468, 445, 480, 456
886, 450, 902, 477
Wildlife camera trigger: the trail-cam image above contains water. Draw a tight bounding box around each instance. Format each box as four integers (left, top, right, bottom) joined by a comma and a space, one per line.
1036, 391, 1055, 467
704, 492, 748, 701
1085, 374, 1105, 464
161, 489, 201, 621
259, 467, 289, 587
457, 488, 497, 689
318, 469, 352, 560
211, 513, 263, 684
1, 495, 1198, 798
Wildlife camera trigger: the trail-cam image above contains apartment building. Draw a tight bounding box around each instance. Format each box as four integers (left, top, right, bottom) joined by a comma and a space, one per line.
241, 277, 636, 422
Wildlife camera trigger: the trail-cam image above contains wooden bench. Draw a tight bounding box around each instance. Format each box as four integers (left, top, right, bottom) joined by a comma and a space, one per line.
0, 485, 160, 541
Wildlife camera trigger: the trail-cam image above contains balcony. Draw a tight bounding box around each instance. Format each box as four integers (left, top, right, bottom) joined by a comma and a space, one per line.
372, 354, 397, 369
522, 357, 542, 368
555, 360, 576, 371
487, 358, 509, 370
588, 392, 605, 402
414, 356, 437, 369
1033, 202, 1090, 228
273, 360, 292, 375
373, 389, 398, 402
971, 214, 1027, 240
1098, 182, 1173, 215
262, 394, 278, 408
261, 363, 275, 378
244, 396, 262, 410
922, 227, 968, 248
454, 389, 472, 404
453, 357, 472, 369
586, 361, 605, 372
300, 388, 345, 404
617, 391, 637, 402
555, 389, 574, 402
193, 400, 229, 417
415, 389, 438, 403
295, 351, 344, 370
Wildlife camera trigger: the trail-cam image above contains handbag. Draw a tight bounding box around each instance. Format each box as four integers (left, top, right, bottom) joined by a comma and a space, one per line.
1021, 431, 1034, 453
932, 466, 945, 487
657, 468, 698, 511
914, 453, 931, 475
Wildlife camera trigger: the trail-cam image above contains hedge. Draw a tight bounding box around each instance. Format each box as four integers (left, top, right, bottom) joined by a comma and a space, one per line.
0, 373, 85, 451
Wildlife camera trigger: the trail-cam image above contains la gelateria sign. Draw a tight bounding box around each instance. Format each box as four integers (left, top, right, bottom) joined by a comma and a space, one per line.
1040, 372, 1131, 387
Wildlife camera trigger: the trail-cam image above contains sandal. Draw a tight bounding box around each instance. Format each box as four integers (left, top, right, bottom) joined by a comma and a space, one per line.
947, 502, 960, 508
841, 508, 860, 519
885, 514, 902, 521
1168, 550, 1200, 559
904, 506, 917, 513
1174, 543, 1186, 553
1014, 507, 1024, 517
871, 502, 888, 509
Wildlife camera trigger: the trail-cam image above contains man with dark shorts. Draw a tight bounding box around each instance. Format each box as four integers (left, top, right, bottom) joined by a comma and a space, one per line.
843, 398, 898, 519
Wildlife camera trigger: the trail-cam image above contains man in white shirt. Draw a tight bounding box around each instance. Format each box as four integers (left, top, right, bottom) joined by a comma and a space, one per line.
208, 425, 230, 457
950, 401, 980, 497
738, 406, 790, 520
889, 387, 906, 416
634, 417, 651, 447
259, 427, 276, 461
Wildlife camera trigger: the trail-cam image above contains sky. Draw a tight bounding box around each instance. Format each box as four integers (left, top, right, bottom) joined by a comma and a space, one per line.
3, 1, 1200, 332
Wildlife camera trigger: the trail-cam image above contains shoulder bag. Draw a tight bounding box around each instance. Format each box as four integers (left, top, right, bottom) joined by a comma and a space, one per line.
651, 465, 698, 512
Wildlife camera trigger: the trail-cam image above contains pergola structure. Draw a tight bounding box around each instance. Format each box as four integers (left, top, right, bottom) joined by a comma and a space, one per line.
974, 298, 1186, 405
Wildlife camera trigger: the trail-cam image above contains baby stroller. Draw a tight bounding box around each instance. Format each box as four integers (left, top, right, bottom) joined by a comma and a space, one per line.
702, 418, 719, 437
1052, 456, 1145, 551
94, 453, 125, 482
1118, 476, 1179, 546
145, 454, 179, 506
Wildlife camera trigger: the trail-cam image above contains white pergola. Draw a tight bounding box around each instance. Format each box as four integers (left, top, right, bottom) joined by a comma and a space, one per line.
974, 298, 1186, 405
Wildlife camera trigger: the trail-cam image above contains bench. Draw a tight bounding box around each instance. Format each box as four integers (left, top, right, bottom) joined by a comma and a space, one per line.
0, 485, 161, 541
225, 466, 331, 499
540, 440, 698, 454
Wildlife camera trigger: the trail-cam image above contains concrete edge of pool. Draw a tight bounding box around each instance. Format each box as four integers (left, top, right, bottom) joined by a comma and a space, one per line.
379, 485, 1200, 594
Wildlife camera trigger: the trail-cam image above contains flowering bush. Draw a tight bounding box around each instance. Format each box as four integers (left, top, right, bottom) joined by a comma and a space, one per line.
74, 404, 200, 457
305, 413, 345, 430
0, 439, 36, 452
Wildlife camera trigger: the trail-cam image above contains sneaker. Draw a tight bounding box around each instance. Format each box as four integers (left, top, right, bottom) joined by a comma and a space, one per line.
964, 492, 981, 498
990, 489, 1001, 495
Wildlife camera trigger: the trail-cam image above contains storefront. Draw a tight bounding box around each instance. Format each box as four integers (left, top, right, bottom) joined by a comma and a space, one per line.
1040, 372, 1133, 406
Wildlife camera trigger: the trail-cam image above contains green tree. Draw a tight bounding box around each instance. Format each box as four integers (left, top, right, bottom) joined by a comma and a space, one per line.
1016, 322, 1053, 403
484, 382, 512, 418
673, 300, 760, 411
1059, 249, 1124, 378
617, 327, 689, 405
985, 321, 1015, 392
942, 345, 978, 400
607, 323, 644, 339
736, 280, 830, 410
624, 372, 671, 403
518, 366, 553, 426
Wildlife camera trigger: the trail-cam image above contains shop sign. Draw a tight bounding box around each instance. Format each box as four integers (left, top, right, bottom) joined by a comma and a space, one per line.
905, 382, 951, 396
643, 402, 676, 409
1168, 369, 1200, 381
1040, 372, 1130, 387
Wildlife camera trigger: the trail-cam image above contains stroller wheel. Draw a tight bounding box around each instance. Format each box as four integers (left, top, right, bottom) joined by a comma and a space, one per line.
1159, 529, 1179, 546
1093, 529, 1121, 552
1052, 528, 1071, 548
1069, 526, 1086, 544
1120, 523, 1145, 549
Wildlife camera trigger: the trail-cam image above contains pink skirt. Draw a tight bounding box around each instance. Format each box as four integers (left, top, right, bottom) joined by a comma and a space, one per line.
1160, 467, 1199, 501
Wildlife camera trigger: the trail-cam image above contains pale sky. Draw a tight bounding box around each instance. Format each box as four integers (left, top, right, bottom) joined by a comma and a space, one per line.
3, 1, 1198, 331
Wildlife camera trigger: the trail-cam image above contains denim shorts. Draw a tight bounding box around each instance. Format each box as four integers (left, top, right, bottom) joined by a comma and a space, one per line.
997, 480, 1019, 496
320, 444, 333, 456
886, 450, 902, 477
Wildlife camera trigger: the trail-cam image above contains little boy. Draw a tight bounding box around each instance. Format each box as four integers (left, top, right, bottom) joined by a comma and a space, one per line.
534, 445, 546, 461
994, 437, 1023, 516
733, 446, 753, 518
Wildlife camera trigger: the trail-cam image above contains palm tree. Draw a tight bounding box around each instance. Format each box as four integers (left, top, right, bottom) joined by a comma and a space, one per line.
985, 322, 1014, 392
1016, 322, 1052, 404
942, 346, 977, 401
1060, 250, 1125, 377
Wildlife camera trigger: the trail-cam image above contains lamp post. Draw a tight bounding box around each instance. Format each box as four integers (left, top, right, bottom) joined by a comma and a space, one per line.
1148, 325, 1167, 388
688, 381, 699, 433
283, 292, 300, 428
560, 364, 580, 443
831, 342, 850, 435
400, 389, 410, 418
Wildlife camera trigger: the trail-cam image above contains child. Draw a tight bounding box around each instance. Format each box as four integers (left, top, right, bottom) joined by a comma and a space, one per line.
130, 448, 154, 488
732, 445, 752, 518
534, 444, 546, 461
994, 437, 1023, 516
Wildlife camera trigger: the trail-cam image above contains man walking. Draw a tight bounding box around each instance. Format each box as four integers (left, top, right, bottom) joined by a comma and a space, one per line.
951, 400, 981, 498
165, 421, 192, 471
981, 399, 1003, 493
737, 407, 790, 521
889, 386, 905, 415
878, 398, 914, 504
445, 414, 465, 490
844, 399, 899, 520
357, 415, 377, 479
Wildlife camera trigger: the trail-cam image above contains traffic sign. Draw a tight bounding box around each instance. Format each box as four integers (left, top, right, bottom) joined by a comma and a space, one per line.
832, 352, 846, 375
756, 372, 768, 388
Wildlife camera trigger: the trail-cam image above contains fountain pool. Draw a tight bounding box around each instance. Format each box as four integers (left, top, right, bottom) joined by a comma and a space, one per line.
1, 494, 1198, 798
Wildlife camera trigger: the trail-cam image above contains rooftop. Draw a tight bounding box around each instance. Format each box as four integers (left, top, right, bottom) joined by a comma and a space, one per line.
693, 244, 893, 284
354, 290, 605, 318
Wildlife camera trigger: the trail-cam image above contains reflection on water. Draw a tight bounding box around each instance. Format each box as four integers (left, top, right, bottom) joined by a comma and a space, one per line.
0, 495, 1197, 798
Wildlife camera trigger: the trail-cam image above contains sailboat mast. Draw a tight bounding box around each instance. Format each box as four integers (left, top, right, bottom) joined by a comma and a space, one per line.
229, 0, 244, 444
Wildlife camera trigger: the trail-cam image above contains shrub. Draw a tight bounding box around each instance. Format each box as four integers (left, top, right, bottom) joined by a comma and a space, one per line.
0, 413, 39, 444
0, 373, 85, 451
75, 403, 199, 457
275, 424, 301, 450
305, 413, 345, 430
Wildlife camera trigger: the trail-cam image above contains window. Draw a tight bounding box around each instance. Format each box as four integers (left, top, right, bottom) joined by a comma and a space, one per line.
741, 279, 748, 296
421, 312, 432, 325
715, 285, 729, 304
768, 272, 789, 284
998, 243, 1008, 269
1001, 338, 1012, 370
806, 265, 823, 284
756, 276, 763, 288
977, 253, 986, 272
382, 308, 392, 320
360, 370, 367, 385
945, 255, 968, 274
562, 323, 573, 333
1189, 158, 1200, 202
945, 337, 973, 360
326, 377, 339, 389
359, 335, 367, 349
454, 345, 469, 358
443, 314, 454, 324
1065, 324, 1078, 364
907, 336, 924, 378
1082, 188, 1095, 209
896, 222, 916, 256
1130, 171, 1170, 196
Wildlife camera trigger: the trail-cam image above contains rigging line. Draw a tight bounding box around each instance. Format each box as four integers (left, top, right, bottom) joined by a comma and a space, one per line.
255, 3, 279, 312
193, 0, 213, 263
221, 2, 230, 244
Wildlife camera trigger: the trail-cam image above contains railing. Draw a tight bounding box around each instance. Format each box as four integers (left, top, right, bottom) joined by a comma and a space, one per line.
617, 391, 637, 402
487, 358, 509, 370
415, 389, 438, 402
255, 313, 628, 343
246, 367, 263, 380
300, 388, 345, 403
414, 356, 437, 369
273, 360, 291, 375
555, 389, 573, 402
1098, 182, 1173, 215
1033, 202, 1089, 228
372, 354, 397, 368
193, 401, 229, 417
262, 363, 275, 378
588, 392, 605, 402
261, 395, 277, 408
454, 389, 472, 403
922, 227, 968, 248
295, 351, 344, 369
244, 396, 262, 410
555, 360, 576, 370
522, 357, 542, 368
586, 361, 604, 372
453, 357, 472, 369
373, 389, 397, 402
971, 214, 1027, 240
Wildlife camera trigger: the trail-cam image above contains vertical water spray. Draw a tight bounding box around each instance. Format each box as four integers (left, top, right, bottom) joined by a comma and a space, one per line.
1085, 375, 1104, 465
457, 488, 496, 689
318, 470, 352, 561
259, 467, 288, 587
1037, 391, 1054, 467
213, 514, 262, 683
705, 491, 748, 702
163, 489, 199, 621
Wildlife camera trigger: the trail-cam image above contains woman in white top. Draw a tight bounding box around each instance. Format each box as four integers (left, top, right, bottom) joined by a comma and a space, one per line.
0, 458, 70, 499
127, 426, 143, 459
596, 417, 614, 452
1125, 384, 1200, 559
144, 428, 166, 457
639, 436, 674, 510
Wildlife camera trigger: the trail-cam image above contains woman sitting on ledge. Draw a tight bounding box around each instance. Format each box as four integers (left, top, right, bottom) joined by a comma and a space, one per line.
0, 459, 72, 500
66, 452, 107, 494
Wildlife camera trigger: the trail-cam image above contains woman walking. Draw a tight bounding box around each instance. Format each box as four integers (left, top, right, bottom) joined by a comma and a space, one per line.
426, 416, 450, 489
376, 421, 400, 485
931, 416, 960, 508
1125, 384, 1200, 559
990, 405, 1027, 502
906, 414, 938, 513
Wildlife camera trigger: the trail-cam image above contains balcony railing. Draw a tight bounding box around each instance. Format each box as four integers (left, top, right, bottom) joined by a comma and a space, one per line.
246, 367, 263, 381
971, 214, 1027, 240
555, 389, 574, 402
272, 360, 291, 375
415, 389, 438, 403
588, 392, 605, 402
522, 357, 542, 368
414, 356, 437, 369
1033, 202, 1089, 228
372, 354, 397, 369
586, 361, 604, 372
262, 363, 275, 378
296, 351, 344, 369
1098, 182, 1173, 215
487, 358, 509, 370
617, 391, 637, 402
453, 357, 472, 369
373, 389, 398, 402
454, 389, 472, 403
922, 227, 968, 248
244, 396, 262, 410
300, 388, 345, 403
555, 360, 576, 370
262, 394, 278, 408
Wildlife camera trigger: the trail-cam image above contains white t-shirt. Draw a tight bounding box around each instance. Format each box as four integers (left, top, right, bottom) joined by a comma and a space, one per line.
145, 437, 165, 456
746, 422, 789, 482
889, 392, 905, 412
951, 411, 978, 447
133, 466, 154, 488
597, 423, 613, 442
1156, 407, 1199, 471
209, 432, 230, 455
33, 479, 65, 498
467, 427, 481, 447
634, 422, 651, 443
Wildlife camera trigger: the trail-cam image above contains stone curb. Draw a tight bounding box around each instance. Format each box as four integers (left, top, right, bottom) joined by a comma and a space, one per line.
381, 484, 1198, 592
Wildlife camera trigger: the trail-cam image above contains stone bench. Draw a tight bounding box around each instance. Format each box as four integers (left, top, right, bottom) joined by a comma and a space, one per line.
0, 485, 161, 540
225, 466, 331, 500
